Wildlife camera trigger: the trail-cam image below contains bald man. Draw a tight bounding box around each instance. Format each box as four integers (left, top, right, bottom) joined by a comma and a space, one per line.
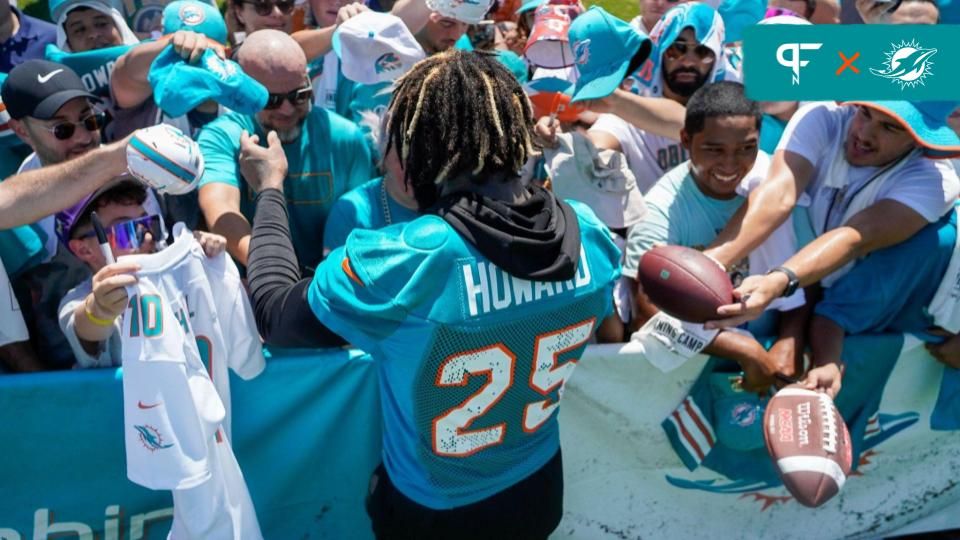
197, 29, 372, 272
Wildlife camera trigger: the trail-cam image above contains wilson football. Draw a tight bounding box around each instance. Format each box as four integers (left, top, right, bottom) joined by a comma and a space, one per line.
637, 245, 733, 323
763, 385, 853, 508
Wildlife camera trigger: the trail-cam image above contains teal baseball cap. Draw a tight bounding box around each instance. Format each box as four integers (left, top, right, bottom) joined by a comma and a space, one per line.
162, 0, 228, 44
569, 7, 651, 103
149, 47, 268, 116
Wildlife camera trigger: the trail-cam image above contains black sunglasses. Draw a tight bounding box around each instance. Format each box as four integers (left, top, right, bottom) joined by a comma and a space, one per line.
264, 84, 314, 110
38, 113, 105, 141
665, 40, 716, 64
243, 0, 295, 16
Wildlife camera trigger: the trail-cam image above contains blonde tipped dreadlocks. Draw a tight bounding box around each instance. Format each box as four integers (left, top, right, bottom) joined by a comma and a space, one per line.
384, 50, 538, 209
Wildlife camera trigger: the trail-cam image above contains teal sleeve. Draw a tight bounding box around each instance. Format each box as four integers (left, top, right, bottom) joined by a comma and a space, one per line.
334, 119, 374, 189
196, 118, 244, 188
308, 217, 456, 352
621, 204, 672, 279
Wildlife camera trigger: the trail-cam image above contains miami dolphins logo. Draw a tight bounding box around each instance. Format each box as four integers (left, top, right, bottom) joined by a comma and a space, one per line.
573, 39, 591, 66
730, 402, 758, 427
870, 39, 937, 90
179, 4, 205, 26
203, 53, 236, 81
375, 53, 402, 74
134, 425, 174, 452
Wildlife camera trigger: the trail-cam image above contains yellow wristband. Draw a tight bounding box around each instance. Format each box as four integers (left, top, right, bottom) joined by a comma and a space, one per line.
84, 303, 117, 327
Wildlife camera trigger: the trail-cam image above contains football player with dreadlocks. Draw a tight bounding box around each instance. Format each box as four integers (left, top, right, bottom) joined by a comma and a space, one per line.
240, 50, 623, 539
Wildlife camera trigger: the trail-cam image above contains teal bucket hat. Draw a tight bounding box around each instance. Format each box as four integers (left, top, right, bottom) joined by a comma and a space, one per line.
844, 100, 960, 158
569, 7, 652, 103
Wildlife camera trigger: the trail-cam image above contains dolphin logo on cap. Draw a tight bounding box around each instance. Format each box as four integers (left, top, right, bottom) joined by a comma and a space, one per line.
573, 39, 590, 66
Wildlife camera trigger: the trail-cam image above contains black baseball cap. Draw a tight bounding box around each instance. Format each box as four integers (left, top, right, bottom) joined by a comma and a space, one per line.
1, 60, 99, 120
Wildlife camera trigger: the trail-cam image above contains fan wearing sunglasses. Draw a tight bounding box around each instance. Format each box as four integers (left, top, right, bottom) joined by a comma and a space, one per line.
198, 30, 372, 272
8, 95, 103, 166
56, 179, 227, 368
232, 0, 295, 36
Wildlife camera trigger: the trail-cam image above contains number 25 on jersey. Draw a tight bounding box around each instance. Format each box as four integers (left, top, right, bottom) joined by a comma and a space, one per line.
432, 318, 596, 457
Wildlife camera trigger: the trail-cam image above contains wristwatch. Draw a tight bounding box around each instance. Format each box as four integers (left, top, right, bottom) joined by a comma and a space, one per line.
767, 266, 800, 298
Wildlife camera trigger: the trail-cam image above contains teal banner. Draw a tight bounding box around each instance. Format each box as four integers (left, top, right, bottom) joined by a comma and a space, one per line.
0, 348, 381, 540
1, 340, 959, 539
742, 24, 960, 101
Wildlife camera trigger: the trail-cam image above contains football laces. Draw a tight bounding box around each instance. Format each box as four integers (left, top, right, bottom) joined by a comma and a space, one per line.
819, 393, 838, 454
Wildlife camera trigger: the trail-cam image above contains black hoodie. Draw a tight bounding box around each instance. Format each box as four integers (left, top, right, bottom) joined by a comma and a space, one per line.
432, 185, 582, 282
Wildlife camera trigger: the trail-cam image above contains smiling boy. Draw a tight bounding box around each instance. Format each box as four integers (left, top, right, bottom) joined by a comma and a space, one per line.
622, 81, 804, 388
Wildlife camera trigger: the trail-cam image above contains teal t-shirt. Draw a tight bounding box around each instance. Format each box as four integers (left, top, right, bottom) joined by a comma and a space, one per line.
197, 108, 373, 270
759, 114, 787, 155
322, 176, 419, 254
622, 161, 744, 279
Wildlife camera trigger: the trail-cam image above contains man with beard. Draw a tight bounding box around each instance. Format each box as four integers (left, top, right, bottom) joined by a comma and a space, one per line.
587, 3, 736, 193
197, 29, 372, 272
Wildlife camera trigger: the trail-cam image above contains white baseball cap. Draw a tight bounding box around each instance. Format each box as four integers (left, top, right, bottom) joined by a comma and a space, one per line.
332, 12, 427, 85
425, 0, 494, 24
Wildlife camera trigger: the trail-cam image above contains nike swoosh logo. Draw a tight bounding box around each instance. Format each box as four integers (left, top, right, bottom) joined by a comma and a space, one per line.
37, 69, 63, 83
137, 401, 162, 409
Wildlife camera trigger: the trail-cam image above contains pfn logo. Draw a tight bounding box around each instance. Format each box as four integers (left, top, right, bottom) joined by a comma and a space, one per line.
776, 43, 823, 85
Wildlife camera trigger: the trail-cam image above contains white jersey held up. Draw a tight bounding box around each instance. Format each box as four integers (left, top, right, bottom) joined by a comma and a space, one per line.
120, 224, 265, 540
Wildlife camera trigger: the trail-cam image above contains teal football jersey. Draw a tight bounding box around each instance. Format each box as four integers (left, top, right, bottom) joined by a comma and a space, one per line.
307, 201, 621, 509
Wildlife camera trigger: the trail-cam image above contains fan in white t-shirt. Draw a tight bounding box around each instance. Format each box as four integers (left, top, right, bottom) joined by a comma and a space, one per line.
704, 99, 960, 399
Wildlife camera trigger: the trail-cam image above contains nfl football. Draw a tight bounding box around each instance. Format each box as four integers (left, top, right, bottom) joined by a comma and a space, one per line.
763, 385, 853, 508
637, 245, 733, 323
126, 124, 204, 196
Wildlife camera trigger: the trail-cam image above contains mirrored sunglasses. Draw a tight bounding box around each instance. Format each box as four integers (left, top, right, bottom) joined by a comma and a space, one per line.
80, 214, 163, 251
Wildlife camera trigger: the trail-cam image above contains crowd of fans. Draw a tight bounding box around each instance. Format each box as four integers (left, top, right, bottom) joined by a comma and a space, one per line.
0, 0, 958, 403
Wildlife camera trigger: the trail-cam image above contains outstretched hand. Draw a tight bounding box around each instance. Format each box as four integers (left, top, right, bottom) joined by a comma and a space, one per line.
239, 130, 288, 193
336, 2, 369, 25
533, 115, 560, 149
801, 362, 843, 400
171, 30, 225, 64
704, 273, 787, 329
925, 328, 960, 369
